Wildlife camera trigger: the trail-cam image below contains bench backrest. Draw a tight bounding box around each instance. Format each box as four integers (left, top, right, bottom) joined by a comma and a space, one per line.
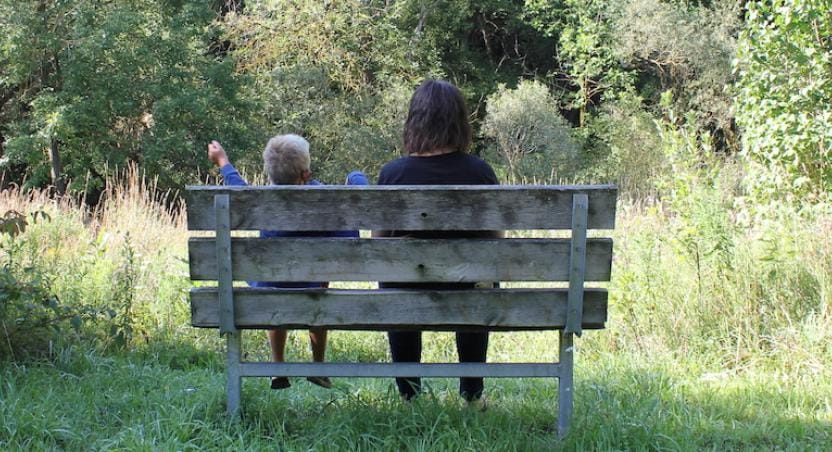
186, 185, 617, 333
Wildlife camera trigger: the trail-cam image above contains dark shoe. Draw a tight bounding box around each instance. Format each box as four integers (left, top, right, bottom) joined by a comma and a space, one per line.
306, 376, 332, 389
270, 377, 291, 390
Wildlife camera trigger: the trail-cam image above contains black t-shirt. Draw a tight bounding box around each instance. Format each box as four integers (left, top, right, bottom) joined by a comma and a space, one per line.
378, 151, 499, 240
377, 151, 498, 186
377, 151, 500, 289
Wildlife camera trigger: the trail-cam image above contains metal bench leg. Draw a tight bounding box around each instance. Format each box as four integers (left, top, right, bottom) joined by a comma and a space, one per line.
558, 330, 574, 439
227, 331, 242, 417
214, 193, 241, 417
559, 192, 586, 439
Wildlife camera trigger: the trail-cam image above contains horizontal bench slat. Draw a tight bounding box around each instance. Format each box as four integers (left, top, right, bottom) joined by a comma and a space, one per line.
239, 362, 562, 378
185, 185, 617, 231
190, 288, 607, 330
188, 237, 613, 282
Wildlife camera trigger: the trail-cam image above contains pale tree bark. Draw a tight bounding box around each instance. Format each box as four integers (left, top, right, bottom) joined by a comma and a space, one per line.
48, 138, 65, 195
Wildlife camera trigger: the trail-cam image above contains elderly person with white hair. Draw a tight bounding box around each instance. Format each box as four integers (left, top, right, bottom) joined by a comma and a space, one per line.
208, 135, 368, 390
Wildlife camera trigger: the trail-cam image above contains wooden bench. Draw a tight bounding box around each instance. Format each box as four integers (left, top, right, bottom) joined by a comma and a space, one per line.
185, 184, 617, 438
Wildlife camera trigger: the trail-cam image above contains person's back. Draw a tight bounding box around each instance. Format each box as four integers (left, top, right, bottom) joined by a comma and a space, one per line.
376, 79, 498, 409
379, 151, 495, 185
208, 135, 368, 389
379, 151, 497, 241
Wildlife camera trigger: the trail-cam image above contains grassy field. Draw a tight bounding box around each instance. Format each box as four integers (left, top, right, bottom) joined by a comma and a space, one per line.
1, 171, 830, 450
2, 335, 830, 450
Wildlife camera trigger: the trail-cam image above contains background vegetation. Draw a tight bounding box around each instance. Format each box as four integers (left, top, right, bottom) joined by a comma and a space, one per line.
1, 0, 830, 449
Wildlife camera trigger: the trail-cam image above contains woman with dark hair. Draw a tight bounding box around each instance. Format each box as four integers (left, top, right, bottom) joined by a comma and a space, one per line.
376, 79, 499, 409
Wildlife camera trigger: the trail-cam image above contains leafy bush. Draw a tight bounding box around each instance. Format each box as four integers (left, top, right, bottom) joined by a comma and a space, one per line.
581, 92, 665, 195
0, 211, 92, 359
613, 0, 740, 149
0, 168, 192, 360
482, 80, 578, 183
612, 146, 829, 370
735, 0, 832, 202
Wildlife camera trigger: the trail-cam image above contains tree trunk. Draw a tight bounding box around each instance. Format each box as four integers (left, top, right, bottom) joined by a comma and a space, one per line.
580, 75, 588, 128
49, 138, 66, 195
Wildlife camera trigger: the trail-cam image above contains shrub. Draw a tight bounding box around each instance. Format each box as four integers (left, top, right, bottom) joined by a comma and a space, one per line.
735, 0, 832, 202
0, 167, 191, 360
581, 92, 665, 196
0, 211, 91, 360
482, 80, 578, 183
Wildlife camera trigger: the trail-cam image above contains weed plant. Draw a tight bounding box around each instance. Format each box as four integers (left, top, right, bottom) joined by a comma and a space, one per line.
0, 167, 194, 357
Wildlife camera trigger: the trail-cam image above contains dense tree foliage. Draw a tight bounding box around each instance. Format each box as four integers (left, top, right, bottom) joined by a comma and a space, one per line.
0, 0, 828, 204
614, 0, 741, 150
0, 0, 259, 198
735, 0, 831, 201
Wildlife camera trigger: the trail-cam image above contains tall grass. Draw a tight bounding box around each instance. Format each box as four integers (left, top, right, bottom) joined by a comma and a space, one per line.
608, 197, 831, 370
1, 165, 830, 448
0, 166, 192, 356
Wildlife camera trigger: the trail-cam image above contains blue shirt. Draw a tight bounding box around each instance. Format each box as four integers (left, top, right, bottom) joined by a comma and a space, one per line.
219, 163, 368, 288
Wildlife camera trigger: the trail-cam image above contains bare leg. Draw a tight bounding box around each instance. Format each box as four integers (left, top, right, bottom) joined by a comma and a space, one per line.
268, 328, 288, 362
309, 327, 327, 362
307, 328, 332, 388
268, 328, 290, 389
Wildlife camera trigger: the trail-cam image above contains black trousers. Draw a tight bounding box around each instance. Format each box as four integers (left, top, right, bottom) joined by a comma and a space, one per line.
388, 330, 489, 401
383, 281, 492, 401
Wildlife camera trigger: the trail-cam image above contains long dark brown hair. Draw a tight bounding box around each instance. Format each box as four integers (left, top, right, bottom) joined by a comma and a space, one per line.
403, 79, 472, 156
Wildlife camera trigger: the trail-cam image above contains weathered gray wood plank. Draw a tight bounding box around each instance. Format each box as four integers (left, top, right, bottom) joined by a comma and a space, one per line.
188, 237, 614, 282
215, 194, 241, 417
214, 195, 235, 335
565, 194, 588, 335
239, 362, 562, 378
185, 185, 618, 231
226, 331, 242, 417
190, 288, 608, 330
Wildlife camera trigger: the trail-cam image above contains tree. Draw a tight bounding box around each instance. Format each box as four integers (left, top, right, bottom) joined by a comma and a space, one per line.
525, 0, 632, 127
0, 0, 260, 196
220, 1, 559, 182
735, 0, 832, 202
613, 0, 741, 152
219, 0, 441, 181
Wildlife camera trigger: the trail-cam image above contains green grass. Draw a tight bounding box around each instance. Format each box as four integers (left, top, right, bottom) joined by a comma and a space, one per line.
2, 334, 829, 450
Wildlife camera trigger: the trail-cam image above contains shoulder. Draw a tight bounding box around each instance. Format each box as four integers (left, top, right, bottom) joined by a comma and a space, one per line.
378, 157, 409, 184
459, 153, 499, 184
380, 157, 409, 172
462, 153, 493, 169
346, 171, 369, 186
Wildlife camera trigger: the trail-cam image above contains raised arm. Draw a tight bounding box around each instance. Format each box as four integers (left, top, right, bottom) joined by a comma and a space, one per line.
208, 140, 248, 186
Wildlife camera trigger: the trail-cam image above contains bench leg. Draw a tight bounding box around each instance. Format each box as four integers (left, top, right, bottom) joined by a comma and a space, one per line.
227, 331, 242, 417
558, 330, 574, 439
